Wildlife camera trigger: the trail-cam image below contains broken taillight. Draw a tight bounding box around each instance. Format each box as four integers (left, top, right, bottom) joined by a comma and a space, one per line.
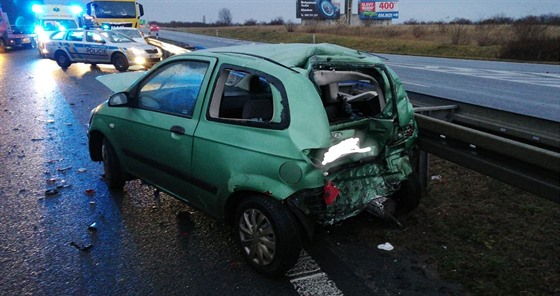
323, 181, 340, 205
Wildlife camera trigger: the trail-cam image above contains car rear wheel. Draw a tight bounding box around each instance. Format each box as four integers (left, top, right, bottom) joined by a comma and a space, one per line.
112, 53, 129, 72
102, 138, 125, 190
55, 51, 71, 68
235, 196, 301, 277
393, 173, 422, 213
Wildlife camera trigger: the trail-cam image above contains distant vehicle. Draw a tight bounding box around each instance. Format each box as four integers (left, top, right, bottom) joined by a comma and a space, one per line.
0, 3, 37, 52
32, 4, 84, 57
149, 24, 159, 33
88, 43, 420, 276
43, 28, 161, 71
86, 0, 144, 28
111, 27, 146, 43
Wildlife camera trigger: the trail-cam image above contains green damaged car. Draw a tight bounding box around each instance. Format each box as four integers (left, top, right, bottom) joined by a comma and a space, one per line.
88, 43, 420, 276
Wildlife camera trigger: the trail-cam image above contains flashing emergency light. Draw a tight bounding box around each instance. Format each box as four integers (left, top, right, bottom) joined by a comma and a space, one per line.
70, 5, 83, 15
31, 4, 43, 14
102, 23, 111, 30
34, 25, 44, 34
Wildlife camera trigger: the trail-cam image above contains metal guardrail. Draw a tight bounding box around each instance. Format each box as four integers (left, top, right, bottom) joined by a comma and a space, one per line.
145, 37, 195, 58
410, 91, 560, 203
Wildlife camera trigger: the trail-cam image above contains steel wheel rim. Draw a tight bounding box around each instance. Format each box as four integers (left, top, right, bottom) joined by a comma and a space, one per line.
239, 208, 276, 266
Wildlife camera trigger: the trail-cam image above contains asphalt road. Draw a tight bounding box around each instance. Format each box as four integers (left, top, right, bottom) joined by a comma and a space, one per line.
156, 30, 560, 122
0, 49, 465, 295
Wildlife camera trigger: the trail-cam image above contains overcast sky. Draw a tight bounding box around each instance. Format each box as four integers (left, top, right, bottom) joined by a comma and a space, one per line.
45, 0, 560, 24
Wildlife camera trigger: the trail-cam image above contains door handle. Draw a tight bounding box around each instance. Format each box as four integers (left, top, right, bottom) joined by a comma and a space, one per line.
170, 125, 185, 135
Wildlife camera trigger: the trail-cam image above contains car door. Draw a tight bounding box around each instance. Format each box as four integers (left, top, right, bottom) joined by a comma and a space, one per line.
63, 30, 84, 62
84, 31, 110, 63
112, 57, 216, 203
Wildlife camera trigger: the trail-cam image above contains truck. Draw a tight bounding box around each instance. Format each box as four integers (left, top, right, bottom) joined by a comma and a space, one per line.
85, 0, 144, 28
32, 4, 84, 57
0, 3, 37, 52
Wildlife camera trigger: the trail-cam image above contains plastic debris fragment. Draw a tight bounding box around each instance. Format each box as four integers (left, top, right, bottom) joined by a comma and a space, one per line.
89, 201, 96, 206
84, 189, 95, 196
45, 189, 59, 196
431, 175, 442, 181
88, 222, 97, 231
77, 168, 87, 173
57, 167, 72, 172
377, 242, 394, 251
70, 242, 93, 252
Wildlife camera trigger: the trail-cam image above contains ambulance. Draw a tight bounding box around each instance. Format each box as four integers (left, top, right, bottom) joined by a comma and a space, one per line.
32, 4, 84, 57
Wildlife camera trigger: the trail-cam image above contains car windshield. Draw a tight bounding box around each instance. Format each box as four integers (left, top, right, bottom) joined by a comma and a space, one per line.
113, 29, 142, 39
100, 31, 133, 43
92, 1, 136, 18
40, 19, 78, 31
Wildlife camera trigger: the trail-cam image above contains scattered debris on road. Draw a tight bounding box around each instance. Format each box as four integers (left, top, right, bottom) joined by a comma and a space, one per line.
377, 242, 394, 251
69, 242, 93, 252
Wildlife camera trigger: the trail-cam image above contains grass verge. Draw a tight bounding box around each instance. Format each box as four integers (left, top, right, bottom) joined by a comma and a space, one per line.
386, 157, 559, 295
172, 25, 558, 63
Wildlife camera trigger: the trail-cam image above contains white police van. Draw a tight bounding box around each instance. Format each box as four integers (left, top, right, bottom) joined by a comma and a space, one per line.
44, 28, 162, 71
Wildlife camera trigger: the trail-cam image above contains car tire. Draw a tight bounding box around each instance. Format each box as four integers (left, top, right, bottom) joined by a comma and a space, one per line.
393, 173, 422, 213
112, 53, 129, 72
102, 138, 126, 190
235, 196, 302, 277
55, 51, 71, 68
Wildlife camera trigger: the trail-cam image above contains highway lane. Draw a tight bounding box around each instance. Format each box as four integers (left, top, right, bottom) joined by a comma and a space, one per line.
381, 54, 560, 122
157, 29, 560, 122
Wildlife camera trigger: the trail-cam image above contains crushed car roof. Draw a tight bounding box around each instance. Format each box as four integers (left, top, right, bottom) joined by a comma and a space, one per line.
200, 43, 382, 68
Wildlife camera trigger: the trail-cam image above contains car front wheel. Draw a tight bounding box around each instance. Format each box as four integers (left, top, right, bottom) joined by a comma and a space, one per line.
102, 138, 125, 190
112, 53, 129, 72
235, 196, 302, 277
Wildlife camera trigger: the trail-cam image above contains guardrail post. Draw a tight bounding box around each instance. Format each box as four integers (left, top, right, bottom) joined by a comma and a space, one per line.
417, 150, 429, 190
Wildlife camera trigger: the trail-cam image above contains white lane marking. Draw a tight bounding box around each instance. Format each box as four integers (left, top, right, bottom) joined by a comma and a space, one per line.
287, 250, 344, 296
402, 81, 430, 88
387, 62, 560, 88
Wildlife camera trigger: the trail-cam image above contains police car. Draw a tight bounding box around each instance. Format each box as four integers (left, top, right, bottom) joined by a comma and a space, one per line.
43, 28, 162, 71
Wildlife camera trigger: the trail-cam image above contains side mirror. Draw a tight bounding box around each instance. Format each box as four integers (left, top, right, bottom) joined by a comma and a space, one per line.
108, 92, 129, 107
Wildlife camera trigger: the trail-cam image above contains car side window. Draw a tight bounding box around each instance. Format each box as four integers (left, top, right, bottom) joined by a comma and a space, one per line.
86, 32, 104, 44
136, 61, 209, 117
66, 31, 84, 42
50, 31, 66, 40
208, 68, 287, 127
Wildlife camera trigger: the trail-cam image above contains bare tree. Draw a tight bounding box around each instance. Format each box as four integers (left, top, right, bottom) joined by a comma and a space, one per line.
217, 8, 232, 26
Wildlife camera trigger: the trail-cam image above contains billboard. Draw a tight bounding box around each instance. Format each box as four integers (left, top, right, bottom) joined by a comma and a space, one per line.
359, 1, 399, 20
297, 0, 341, 20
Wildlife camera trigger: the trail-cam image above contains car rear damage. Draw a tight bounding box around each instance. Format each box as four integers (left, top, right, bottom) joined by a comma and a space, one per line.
287, 49, 418, 227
